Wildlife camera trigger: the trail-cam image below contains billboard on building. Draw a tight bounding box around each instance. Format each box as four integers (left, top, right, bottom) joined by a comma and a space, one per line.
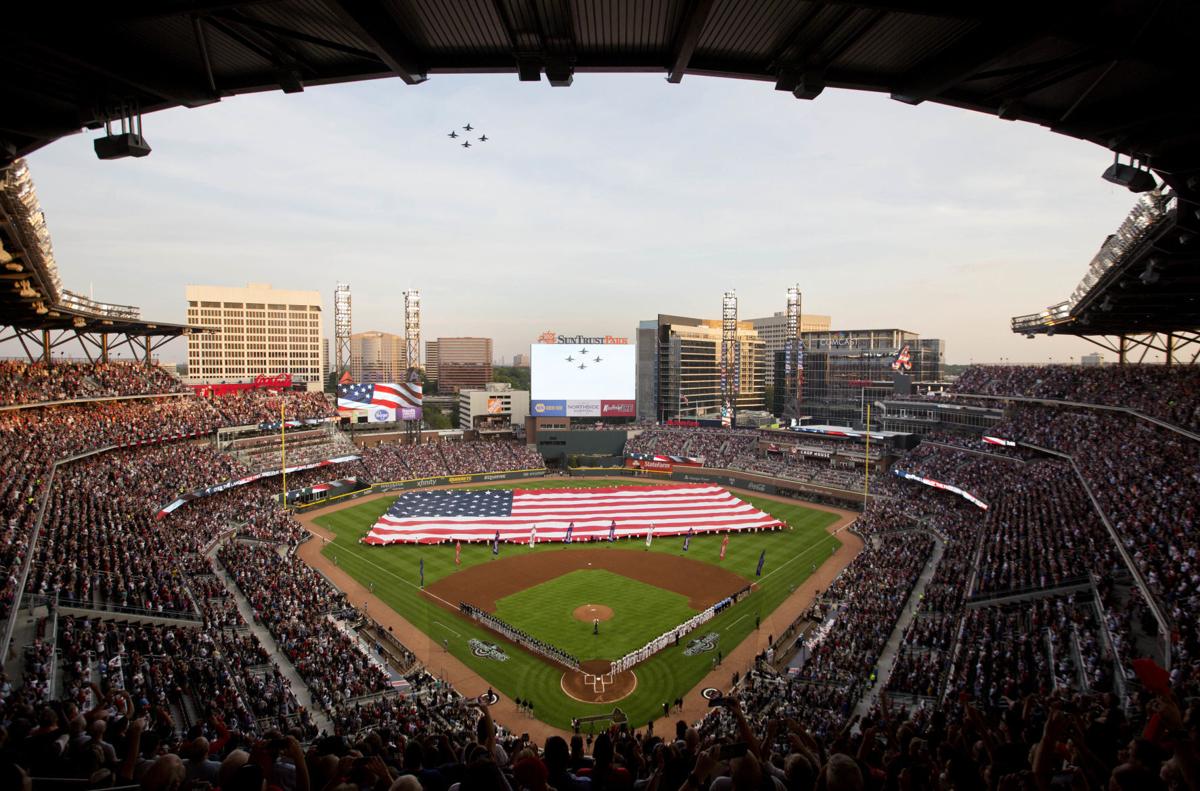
487, 397, 505, 414
338, 382, 423, 422
530, 342, 635, 417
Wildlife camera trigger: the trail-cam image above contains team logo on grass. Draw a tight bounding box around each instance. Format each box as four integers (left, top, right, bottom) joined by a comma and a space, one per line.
469, 639, 509, 662
684, 632, 719, 656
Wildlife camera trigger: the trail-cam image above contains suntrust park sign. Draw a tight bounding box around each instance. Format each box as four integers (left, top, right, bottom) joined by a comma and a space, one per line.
537, 331, 629, 344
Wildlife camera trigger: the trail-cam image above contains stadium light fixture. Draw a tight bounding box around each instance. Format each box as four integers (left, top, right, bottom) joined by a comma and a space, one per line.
1099, 296, 1114, 312
1139, 261, 1161, 285
94, 105, 151, 160
1101, 152, 1156, 193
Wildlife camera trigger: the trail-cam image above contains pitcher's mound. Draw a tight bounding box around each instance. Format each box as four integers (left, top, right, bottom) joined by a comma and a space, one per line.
573, 603, 613, 622
561, 659, 637, 703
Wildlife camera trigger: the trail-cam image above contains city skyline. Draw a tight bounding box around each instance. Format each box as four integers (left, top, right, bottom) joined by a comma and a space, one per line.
19, 73, 1140, 366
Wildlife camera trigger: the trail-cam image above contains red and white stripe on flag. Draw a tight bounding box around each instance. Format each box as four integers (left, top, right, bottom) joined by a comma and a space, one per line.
363, 484, 781, 545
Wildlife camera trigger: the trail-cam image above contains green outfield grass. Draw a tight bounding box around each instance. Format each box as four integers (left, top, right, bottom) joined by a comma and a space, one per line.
313, 479, 843, 730
493, 569, 697, 660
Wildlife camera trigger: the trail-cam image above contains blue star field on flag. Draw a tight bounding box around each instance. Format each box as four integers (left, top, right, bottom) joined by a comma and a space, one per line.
386, 490, 514, 518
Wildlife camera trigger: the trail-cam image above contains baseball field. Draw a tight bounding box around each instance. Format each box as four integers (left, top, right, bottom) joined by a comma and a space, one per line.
310, 479, 843, 730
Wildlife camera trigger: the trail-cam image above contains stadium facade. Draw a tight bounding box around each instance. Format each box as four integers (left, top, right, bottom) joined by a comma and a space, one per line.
774, 329, 945, 428
636, 315, 766, 422
350, 330, 407, 383
458, 382, 529, 432
185, 283, 324, 385
746, 311, 832, 386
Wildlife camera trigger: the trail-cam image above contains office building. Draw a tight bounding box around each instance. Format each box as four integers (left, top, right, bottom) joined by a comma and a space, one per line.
350, 330, 407, 382
458, 382, 530, 432
186, 283, 323, 384
513, 353, 529, 367
636, 315, 766, 422
774, 329, 945, 426
747, 311, 832, 385
433, 336, 493, 393
425, 340, 439, 382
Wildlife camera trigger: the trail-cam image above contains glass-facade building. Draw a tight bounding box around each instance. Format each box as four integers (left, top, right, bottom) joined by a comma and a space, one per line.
636, 315, 766, 421
775, 329, 945, 428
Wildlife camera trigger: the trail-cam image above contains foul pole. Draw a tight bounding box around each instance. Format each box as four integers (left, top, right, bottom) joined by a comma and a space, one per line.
863, 402, 870, 502
281, 400, 287, 506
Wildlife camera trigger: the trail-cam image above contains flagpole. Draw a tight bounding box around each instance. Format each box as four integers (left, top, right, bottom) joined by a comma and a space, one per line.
281, 399, 287, 508
863, 401, 871, 503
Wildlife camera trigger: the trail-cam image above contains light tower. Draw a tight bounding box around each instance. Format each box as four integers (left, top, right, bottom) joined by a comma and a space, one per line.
404, 289, 421, 375
334, 283, 352, 383
783, 285, 805, 422
721, 290, 738, 427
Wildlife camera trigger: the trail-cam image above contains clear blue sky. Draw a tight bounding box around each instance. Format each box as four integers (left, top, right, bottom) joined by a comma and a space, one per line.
25, 73, 1137, 364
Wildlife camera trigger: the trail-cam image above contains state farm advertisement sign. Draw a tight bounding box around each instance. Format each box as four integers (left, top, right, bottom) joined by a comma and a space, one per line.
600, 400, 636, 417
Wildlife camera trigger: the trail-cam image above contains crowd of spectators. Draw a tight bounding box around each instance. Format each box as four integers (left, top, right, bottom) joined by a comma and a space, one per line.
951, 363, 1200, 432
207, 391, 337, 426
219, 543, 394, 716
0, 360, 188, 406
359, 440, 546, 482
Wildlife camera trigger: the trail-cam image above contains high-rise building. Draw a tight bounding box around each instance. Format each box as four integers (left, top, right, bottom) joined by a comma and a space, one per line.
747, 311, 832, 386
636, 315, 765, 421
512, 353, 529, 367
350, 330, 407, 382
433, 337, 493, 394
774, 328, 945, 426
425, 340, 439, 382
185, 283, 323, 384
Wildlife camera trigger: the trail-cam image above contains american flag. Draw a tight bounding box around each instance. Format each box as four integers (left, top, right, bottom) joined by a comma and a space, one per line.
362, 484, 782, 545
337, 382, 422, 411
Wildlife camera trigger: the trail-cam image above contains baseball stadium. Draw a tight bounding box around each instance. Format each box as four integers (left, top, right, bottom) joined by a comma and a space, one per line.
2, 4, 1200, 791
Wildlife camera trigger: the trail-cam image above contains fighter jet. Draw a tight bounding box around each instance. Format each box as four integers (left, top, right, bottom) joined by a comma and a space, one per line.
448, 130, 458, 138
566, 355, 574, 363
463, 123, 474, 131
580, 348, 588, 355
579, 363, 587, 370
479, 134, 488, 142
594, 356, 602, 363
462, 140, 471, 148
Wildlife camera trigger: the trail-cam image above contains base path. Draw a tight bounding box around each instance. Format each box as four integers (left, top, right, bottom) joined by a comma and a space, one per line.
295, 476, 862, 743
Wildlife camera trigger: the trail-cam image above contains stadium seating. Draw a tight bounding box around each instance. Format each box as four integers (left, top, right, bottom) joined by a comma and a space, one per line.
2, 361, 1199, 791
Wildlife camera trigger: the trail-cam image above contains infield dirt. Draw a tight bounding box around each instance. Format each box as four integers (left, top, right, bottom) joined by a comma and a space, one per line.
424, 548, 748, 612
295, 477, 862, 742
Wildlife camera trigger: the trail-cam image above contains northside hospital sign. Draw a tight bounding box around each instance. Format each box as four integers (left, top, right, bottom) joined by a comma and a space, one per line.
537, 331, 629, 345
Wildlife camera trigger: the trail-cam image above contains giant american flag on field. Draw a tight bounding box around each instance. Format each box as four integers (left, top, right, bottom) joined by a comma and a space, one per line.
361, 484, 782, 545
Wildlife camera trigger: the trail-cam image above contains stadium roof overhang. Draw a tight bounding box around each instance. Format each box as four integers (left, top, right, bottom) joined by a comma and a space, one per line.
2, 1, 1200, 189
1012, 198, 1200, 338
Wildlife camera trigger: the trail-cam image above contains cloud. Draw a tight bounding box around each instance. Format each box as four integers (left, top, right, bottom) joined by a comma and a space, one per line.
22, 73, 1136, 364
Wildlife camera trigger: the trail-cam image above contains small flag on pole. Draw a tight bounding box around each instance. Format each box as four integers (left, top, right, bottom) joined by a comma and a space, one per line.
492, 530, 500, 556
455, 541, 461, 566
755, 549, 766, 577
419, 558, 425, 587
608, 520, 616, 542
683, 527, 693, 552
566, 522, 574, 544
720, 535, 729, 560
